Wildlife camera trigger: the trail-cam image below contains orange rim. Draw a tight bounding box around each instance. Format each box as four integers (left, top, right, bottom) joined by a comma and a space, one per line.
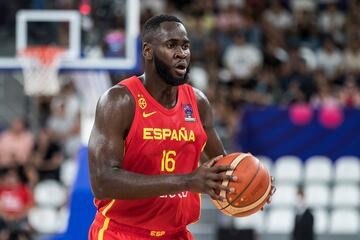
19, 46, 65, 66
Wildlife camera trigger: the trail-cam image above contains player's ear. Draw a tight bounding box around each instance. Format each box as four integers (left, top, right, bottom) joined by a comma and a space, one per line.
143, 42, 153, 60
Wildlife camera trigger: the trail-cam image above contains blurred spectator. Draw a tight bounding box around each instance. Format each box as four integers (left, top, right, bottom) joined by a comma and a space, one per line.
0, 166, 33, 235
310, 81, 340, 109
140, 0, 165, 15
317, 2, 345, 42
47, 99, 80, 158
140, 7, 155, 28
216, 3, 247, 33
217, 0, 245, 10
189, 65, 209, 93
292, 184, 314, 240
163, 0, 184, 20
222, 31, 262, 87
202, 39, 221, 89
281, 81, 306, 105
186, 21, 212, 62
316, 37, 343, 80
263, 0, 293, 31
290, 5, 319, 50
339, 74, 360, 108
262, 37, 288, 71
280, 50, 315, 102
344, 0, 360, 41
0, 119, 34, 167
291, 0, 316, 13
241, 6, 263, 47
184, 0, 215, 34
47, 82, 81, 158
343, 36, 360, 74
211, 87, 238, 150
31, 128, 64, 182
252, 68, 281, 105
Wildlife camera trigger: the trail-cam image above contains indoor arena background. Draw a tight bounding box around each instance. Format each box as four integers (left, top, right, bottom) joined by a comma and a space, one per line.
0, 0, 359, 240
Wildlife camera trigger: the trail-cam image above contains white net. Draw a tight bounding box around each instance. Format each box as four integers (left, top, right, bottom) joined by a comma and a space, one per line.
18, 46, 65, 96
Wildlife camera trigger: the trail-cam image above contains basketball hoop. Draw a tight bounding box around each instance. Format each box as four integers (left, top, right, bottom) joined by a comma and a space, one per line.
18, 46, 65, 96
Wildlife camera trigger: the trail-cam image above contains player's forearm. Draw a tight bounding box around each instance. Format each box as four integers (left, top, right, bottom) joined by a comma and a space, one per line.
91, 167, 193, 200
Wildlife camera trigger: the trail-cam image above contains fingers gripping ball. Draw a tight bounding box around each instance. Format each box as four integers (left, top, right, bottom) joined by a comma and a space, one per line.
211, 153, 271, 217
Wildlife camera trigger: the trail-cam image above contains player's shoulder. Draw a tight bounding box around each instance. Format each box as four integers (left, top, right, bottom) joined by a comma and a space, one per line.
97, 84, 134, 111
191, 86, 210, 108
190, 86, 213, 127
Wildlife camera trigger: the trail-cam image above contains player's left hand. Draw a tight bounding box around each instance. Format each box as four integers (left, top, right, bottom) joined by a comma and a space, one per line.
261, 176, 276, 211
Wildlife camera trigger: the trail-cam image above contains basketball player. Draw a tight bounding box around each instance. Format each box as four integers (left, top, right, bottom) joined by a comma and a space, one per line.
88, 15, 273, 240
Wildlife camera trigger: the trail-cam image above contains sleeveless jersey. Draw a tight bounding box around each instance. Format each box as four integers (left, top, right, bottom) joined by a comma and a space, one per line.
93, 76, 207, 235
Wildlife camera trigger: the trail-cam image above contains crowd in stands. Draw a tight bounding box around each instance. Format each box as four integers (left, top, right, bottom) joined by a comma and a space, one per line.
1, 0, 360, 238
0, 82, 80, 239
141, 0, 360, 148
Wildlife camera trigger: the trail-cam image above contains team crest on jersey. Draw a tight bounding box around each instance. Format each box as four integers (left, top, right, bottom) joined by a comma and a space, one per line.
137, 94, 147, 109
183, 104, 196, 122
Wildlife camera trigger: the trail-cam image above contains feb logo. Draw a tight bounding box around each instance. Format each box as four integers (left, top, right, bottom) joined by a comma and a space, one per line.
137, 94, 147, 110
183, 104, 196, 122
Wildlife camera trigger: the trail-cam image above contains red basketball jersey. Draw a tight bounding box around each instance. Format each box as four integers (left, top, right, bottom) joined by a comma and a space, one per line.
93, 76, 207, 236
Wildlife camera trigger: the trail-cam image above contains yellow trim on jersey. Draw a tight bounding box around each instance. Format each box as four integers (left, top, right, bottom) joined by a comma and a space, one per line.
201, 142, 207, 152
101, 199, 115, 216
98, 217, 111, 240
98, 200, 116, 240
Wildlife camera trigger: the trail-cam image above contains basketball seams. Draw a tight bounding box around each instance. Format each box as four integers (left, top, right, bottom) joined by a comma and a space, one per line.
218, 153, 251, 210
219, 153, 250, 199
224, 158, 261, 209
221, 155, 262, 210
225, 171, 271, 214
211, 153, 271, 217
236, 163, 271, 208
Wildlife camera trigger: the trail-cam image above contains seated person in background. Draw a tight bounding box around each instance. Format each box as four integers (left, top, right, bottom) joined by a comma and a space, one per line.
0, 118, 34, 167
292, 184, 314, 240
31, 128, 64, 182
0, 166, 33, 234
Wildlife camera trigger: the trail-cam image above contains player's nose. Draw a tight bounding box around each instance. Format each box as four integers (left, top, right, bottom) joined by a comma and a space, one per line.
174, 47, 188, 59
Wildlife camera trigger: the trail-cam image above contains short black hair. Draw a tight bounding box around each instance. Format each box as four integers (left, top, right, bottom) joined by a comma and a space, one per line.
142, 15, 183, 42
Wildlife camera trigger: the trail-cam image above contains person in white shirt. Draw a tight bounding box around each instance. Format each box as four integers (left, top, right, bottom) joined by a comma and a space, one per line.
316, 38, 343, 80
263, 0, 293, 31
223, 31, 262, 84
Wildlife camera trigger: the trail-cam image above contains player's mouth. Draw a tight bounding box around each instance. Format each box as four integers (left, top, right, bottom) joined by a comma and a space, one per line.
174, 62, 187, 75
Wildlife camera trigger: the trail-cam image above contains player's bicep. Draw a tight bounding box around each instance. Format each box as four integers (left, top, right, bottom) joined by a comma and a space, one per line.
88, 87, 133, 193
88, 123, 124, 179
194, 88, 226, 163
203, 127, 226, 162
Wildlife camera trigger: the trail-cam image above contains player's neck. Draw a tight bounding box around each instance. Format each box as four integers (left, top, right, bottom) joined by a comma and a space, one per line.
139, 73, 178, 109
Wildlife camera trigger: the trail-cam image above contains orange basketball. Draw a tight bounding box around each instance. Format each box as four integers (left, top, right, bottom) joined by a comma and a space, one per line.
211, 152, 272, 217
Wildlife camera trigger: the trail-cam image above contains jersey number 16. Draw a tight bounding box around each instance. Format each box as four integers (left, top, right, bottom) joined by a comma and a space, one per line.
161, 150, 176, 172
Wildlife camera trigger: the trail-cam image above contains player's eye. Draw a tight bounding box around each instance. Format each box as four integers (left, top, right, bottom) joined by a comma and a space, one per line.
167, 42, 176, 48
182, 43, 190, 50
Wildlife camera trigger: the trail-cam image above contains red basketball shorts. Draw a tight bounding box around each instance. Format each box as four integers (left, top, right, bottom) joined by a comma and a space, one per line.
89, 215, 194, 240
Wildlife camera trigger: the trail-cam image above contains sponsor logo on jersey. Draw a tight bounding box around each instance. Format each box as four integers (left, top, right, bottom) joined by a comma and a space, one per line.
183, 104, 196, 122
143, 111, 157, 118
143, 127, 195, 142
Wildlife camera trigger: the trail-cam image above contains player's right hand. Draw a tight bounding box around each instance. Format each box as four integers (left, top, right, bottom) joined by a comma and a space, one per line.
187, 155, 238, 201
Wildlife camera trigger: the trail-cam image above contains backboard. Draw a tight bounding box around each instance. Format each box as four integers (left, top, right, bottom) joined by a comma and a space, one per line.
0, 0, 140, 72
